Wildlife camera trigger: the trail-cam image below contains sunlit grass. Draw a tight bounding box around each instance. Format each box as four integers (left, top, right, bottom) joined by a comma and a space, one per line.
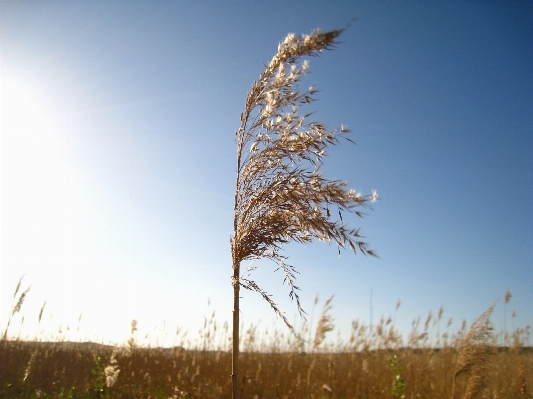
1, 280, 531, 398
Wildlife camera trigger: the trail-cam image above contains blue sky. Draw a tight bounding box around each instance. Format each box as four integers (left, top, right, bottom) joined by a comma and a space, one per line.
1, 1, 532, 347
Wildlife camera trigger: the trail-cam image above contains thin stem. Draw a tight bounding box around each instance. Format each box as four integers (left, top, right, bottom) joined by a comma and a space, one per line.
232, 261, 240, 399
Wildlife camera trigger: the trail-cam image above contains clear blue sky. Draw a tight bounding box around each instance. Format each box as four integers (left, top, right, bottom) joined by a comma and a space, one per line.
2, 1, 532, 348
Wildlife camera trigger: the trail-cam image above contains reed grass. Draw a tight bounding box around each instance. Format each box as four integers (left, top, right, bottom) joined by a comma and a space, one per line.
451, 304, 497, 399
1, 275, 31, 343
231, 24, 377, 399
313, 295, 335, 349
2, 284, 532, 399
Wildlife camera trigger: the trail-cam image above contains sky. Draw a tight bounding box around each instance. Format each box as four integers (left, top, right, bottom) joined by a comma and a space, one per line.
1, 1, 532, 349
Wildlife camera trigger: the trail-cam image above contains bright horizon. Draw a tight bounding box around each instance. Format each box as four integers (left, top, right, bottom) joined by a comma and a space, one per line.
1, 2, 532, 348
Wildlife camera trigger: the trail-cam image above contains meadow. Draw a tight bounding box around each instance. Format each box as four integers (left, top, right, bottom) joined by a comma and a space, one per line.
1, 291, 532, 399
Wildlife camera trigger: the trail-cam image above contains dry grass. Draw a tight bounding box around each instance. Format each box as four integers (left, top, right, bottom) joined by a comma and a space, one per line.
2, 337, 532, 399
231, 26, 377, 332
230, 25, 377, 398
3, 26, 531, 397
2, 294, 532, 399
452, 305, 496, 399
1, 275, 32, 342
313, 295, 335, 349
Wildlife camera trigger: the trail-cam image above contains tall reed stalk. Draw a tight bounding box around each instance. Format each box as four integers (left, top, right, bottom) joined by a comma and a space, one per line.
231, 25, 377, 399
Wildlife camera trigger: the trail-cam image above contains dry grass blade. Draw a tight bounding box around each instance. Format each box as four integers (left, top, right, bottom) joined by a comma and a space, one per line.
38, 302, 46, 324
13, 274, 26, 299
239, 277, 294, 335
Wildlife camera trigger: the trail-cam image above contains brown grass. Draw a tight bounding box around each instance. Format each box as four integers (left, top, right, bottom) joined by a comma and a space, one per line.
2, 297, 532, 399
452, 305, 496, 399
231, 26, 377, 331
230, 25, 377, 398
1, 340, 532, 399
313, 295, 335, 349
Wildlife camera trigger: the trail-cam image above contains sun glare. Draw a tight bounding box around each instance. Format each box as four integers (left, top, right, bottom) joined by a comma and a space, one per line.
1, 73, 92, 340
2, 74, 59, 139
1, 74, 169, 345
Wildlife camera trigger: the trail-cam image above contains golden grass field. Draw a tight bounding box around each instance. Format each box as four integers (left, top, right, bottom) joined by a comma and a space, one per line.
1, 337, 532, 399
1, 301, 532, 399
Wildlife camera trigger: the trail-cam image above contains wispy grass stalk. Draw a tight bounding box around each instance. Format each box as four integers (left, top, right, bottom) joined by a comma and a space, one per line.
230, 24, 377, 399
451, 304, 496, 399
1, 275, 31, 343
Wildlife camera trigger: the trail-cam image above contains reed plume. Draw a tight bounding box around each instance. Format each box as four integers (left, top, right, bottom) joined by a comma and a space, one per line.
451, 304, 495, 399
1, 275, 31, 343
230, 25, 377, 399
313, 295, 335, 349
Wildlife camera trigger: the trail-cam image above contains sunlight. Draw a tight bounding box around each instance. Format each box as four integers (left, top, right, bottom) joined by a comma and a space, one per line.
2, 72, 71, 335
1, 71, 146, 346
1, 73, 59, 140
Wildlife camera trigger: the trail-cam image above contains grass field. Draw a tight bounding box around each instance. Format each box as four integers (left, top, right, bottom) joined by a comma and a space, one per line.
1, 302, 532, 399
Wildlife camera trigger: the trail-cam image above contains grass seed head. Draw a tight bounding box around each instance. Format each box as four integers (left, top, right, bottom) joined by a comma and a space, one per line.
313, 296, 335, 349
232, 26, 377, 335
